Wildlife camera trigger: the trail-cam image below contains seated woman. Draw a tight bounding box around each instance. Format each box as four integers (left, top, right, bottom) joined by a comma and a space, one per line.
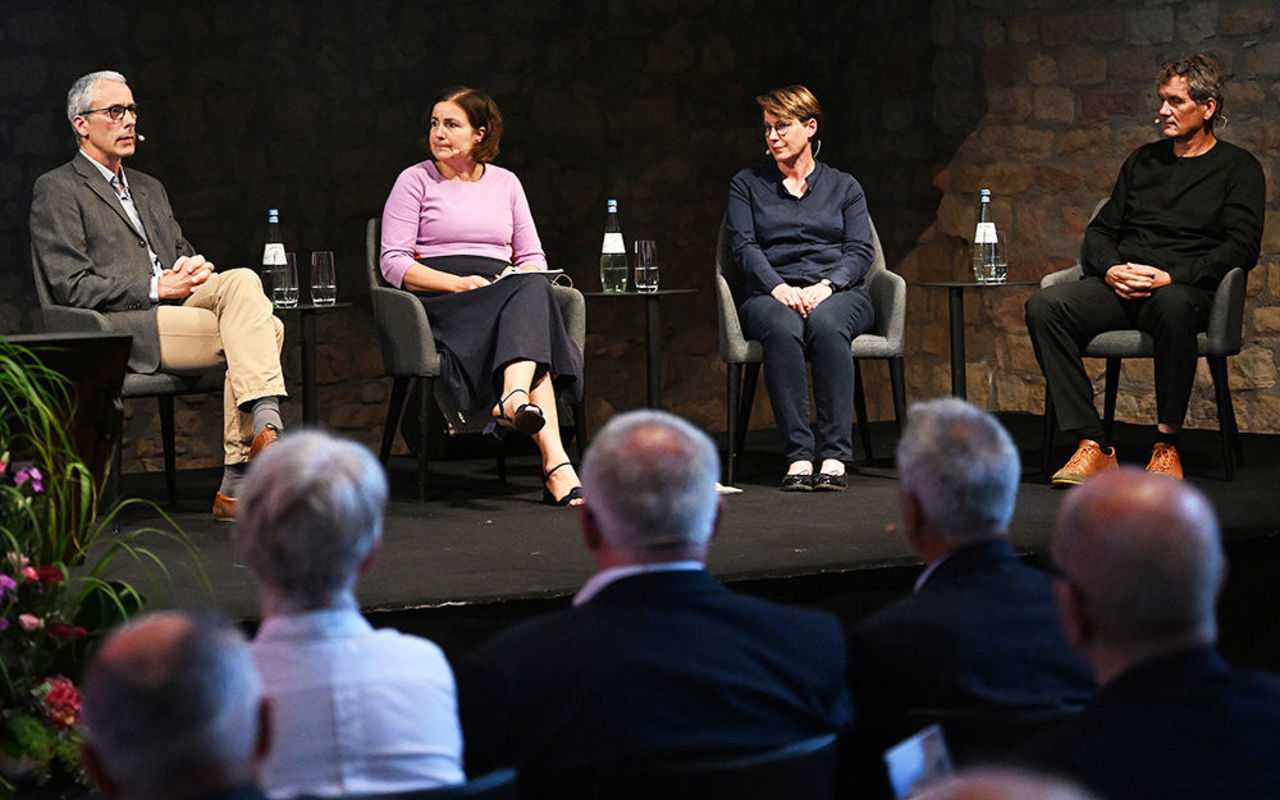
727, 85, 876, 492
380, 86, 583, 506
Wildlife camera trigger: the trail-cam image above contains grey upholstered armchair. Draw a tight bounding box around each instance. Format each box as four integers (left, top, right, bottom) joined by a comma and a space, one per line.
364, 217, 586, 500
714, 216, 907, 485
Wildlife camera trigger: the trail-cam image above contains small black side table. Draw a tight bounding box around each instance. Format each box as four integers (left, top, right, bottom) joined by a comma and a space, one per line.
584, 289, 697, 409
917, 281, 1038, 399
274, 301, 351, 425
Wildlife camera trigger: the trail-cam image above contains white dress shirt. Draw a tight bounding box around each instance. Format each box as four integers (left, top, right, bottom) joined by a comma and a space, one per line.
79, 151, 164, 301
251, 609, 465, 798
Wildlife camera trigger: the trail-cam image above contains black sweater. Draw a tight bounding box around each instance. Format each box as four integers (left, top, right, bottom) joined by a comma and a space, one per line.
1081, 138, 1265, 292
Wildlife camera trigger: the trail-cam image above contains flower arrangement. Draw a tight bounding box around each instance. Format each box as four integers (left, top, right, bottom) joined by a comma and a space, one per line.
0, 339, 201, 796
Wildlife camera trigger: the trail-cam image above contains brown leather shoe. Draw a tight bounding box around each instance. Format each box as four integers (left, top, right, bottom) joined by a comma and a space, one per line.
1052, 439, 1118, 487
1146, 442, 1184, 479
248, 424, 280, 462
212, 492, 236, 522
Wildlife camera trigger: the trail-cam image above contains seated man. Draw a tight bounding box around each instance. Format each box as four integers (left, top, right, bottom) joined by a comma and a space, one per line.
846, 399, 1094, 754
237, 430, 464, 797
455, 409, 853, 777
1025, 53, 1264, 484
80, 610, 270, 800
1012, 469, 1280, 797
30, 70, 285, 520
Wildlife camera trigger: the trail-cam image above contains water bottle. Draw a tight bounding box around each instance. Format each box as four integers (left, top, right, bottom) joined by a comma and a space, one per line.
971, 189, 1005, 283
599, 199, 628, 293
261, 208, 286, 297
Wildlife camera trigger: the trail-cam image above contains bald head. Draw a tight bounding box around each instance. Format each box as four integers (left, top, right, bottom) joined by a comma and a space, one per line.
915, 768, 1099, 800
1054, 468, 1223, 652
581, 410, 719, 554
82, 611, 263, 800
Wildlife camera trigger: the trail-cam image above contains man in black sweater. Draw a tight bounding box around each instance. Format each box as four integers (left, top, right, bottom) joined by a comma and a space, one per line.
1026, 52, 1265, 484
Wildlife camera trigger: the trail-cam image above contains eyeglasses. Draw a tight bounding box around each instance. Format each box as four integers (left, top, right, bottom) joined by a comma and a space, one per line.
762, 120, 795, 137
79, 104, 139, 122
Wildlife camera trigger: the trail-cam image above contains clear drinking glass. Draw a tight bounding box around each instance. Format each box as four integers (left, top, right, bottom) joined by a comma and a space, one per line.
634, 239, 659, 293
310, 251, 336, 306
274, 252, 299, 308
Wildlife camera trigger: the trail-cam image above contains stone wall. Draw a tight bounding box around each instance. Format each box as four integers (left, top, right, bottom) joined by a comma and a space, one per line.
897, 0, 1280, 436
3, 0, 1276, 474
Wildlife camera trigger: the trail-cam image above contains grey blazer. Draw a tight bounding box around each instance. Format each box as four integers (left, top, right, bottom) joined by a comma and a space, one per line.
30, 154, 195, 373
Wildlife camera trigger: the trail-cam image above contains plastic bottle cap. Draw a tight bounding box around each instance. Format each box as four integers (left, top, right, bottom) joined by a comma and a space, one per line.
979, 189, 990, 197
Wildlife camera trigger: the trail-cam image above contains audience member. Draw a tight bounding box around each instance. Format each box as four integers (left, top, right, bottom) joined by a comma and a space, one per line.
80, 611, 268, 800
914, 767, 1098, 800
455, 410, 853, 776
1013, 468, 1280, 797
238, 430, 464, 797
30, 70, 286, 521
846, 399, 1094, 751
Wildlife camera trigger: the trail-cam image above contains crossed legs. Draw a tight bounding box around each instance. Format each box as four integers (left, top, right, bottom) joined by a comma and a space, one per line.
496, 360, 580, 504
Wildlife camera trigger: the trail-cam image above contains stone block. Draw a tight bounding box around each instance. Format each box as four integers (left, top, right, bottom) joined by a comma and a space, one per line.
986, 50, 1031, 86
1013, 203, 1047, 247
954, 163, 1035, 195
1027, 53, 1058, 85
986, 86, 1034, 122
1058, 125, 1111, 157
1246, 42, 1280, 77
1176, 1, 1219, 42
1010, 126, 1055, 157
1034, 164, 1082, 193
1033, 86, 1076, 123
1044, 10, 1125, 45
1229, 346, 1278, 389
1080, 90, 1141, 123
990, 291, 1033, 330
1116, 125, 1159, 154
964, 362, 993, 407
995, 373, 1032, 409
998, 332, 1037, 372
1126, 7, 1174, 45
1009, 15, 1039, 44
1227, 80, 1267, 110
1220, 2, 1276, 36
1060, 47, 1108, 86
1059, 204, 1095, 239
1262, 212, 1280, 256
1255, 307, 1280, 334
1084, 161, 1120, 194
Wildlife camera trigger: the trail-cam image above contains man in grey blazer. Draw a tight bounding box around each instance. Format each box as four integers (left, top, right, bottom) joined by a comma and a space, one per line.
30, 70, 285, 521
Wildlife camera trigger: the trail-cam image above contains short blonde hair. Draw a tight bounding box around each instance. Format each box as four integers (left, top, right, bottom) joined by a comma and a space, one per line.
756, 85, 823, 142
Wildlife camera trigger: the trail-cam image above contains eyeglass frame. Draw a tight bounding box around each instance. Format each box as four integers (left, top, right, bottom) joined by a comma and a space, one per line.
78, 104, 139, 122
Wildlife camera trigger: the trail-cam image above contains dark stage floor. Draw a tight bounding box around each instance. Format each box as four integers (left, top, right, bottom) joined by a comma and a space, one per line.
106, 413, 1280, 666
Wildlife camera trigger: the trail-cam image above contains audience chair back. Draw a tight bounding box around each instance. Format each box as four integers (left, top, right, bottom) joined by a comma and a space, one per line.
713, 215, 907, 484
289, 768, 516, 800
519, 733, 838, 800
1038, 199, 1248, 480
29, 242, 222, 507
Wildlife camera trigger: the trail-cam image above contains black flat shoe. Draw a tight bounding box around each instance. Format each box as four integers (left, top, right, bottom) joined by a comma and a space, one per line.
813, 471, 848, 491
543, 461, 584, 507
780, 473, 814, 492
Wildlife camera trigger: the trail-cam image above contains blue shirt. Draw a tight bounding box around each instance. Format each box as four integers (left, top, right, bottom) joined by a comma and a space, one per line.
726, 159, 874, 298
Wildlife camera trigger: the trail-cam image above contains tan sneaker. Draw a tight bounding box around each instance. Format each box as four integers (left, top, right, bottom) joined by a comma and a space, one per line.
1146, 442, 1184, 480
1052, 440, 1118, 487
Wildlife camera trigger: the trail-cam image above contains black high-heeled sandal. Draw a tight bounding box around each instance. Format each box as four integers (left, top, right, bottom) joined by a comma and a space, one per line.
489, 389, 546, 438
543, 461, 584, 507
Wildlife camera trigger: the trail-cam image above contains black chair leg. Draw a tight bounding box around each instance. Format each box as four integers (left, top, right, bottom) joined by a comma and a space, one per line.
1208, 356, 1241, 480
1042, 391, 1056, 482
1102, 358, 1121, 442
725, 363, 741, 485
417, 377, 432, 502
853, 360, 873, 465
572, 400, 587, 462
380, 376, 410, 463
158, 396, 177, 508
736, 363, 760, 480
888, 357, 906, 435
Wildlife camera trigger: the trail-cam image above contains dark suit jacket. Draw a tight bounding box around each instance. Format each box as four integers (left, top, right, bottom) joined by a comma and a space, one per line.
30, 154, 195, 373
455, 569, 853, 776
846, 540, 1095, 749
1014, 647, 1280, 799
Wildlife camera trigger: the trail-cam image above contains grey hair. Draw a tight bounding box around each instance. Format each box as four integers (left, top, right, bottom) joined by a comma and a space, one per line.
581, 410, 720, 549
82, 611, 261, 799
237, 430, 388, 611
67, 70, 128, 126
896, 397, 1020, 542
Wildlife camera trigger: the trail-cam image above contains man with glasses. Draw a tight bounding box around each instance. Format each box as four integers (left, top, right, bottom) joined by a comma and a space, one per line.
1011, 469, 1280, 797
1026, 52, 1264, 484
30, 70, 286, 521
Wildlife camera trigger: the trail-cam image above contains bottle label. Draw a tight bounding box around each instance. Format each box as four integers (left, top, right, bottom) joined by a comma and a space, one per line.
974, 222, 997, 244
601, 232, 625, 254
262, 242, 286, 266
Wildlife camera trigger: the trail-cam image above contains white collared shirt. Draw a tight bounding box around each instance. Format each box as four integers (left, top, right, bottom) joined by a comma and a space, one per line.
573, 561, 706, 606
251, 609, 464, 798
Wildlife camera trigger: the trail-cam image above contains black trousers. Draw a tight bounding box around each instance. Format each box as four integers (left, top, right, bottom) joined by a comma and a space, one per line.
1025, 276, 1211, 433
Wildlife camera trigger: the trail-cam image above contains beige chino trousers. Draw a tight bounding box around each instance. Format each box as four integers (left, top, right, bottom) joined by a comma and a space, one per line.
155, 268, 285, 464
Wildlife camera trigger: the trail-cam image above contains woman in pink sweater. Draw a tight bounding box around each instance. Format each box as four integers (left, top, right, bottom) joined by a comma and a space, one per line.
380, 87, 582, 506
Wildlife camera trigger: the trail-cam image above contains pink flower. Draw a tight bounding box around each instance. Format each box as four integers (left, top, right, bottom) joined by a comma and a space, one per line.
0, 574, 15, 599
20, 566, 37, 582
13, 466, 42, 493
6, 552, 29, 571
33, 566, 64, 584
40, 677, 82, 730
18, 614, 41, 632
46, 622, 87, 640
